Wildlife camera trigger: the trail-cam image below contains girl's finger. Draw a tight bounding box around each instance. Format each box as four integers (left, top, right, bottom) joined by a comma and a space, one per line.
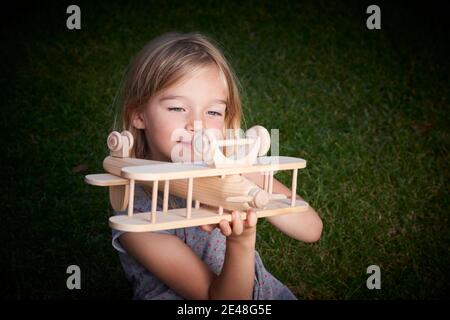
231, 211, 244, 236
245, 209, 258, 228
219, 219, 232, 237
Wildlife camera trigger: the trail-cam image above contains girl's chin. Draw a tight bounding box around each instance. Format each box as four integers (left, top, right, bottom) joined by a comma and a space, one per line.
170, 144, 195, 163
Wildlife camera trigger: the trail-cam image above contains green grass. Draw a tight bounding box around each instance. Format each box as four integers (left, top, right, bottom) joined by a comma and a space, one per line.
1, 0, 449, 299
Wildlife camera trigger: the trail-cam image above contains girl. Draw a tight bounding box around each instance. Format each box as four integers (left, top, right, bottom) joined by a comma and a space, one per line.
111, 32, 323, 300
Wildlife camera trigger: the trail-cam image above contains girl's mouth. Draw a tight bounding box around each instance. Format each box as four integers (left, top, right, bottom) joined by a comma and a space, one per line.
177, 140, 192, 147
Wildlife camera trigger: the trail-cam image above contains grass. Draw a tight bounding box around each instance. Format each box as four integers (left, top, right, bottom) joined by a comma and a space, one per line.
1, 0, 449, 299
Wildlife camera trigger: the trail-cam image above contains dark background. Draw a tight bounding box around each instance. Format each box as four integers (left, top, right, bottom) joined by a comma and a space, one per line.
1, 0, 449, 299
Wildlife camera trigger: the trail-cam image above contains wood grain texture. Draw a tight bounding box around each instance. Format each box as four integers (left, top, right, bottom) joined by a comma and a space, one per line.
109, 199, 309, 232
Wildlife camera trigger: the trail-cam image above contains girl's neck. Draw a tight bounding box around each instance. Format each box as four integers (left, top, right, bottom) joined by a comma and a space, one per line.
147, 154, 171, 163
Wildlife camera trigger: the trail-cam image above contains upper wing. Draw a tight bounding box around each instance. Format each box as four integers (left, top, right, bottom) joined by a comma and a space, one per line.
121, 156, 306, 181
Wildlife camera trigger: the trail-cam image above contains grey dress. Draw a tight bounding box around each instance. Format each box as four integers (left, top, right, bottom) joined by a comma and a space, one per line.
111, 185, 297, 300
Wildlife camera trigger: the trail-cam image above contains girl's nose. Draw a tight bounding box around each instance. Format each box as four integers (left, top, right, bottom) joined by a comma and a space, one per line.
185, 120, 195, 132
185, 116, 203, 132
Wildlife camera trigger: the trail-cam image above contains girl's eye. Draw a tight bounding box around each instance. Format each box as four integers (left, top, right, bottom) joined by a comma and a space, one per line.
207, 111, 223, 116
168, 107, 185, 112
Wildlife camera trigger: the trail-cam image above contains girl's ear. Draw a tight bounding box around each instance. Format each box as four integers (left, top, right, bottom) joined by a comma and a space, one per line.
131, 111, 146, 129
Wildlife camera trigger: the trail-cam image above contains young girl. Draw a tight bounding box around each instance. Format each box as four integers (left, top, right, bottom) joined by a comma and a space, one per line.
111, 32, 323, 300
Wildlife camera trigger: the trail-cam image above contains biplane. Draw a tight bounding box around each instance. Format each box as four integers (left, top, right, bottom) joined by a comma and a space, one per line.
85, 125, 309, 232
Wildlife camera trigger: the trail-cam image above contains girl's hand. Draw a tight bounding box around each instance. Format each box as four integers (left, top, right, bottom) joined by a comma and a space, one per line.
199, 208, 258, 242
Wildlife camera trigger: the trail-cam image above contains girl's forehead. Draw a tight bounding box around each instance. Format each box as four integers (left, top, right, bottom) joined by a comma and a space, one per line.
163, 65, 228, 99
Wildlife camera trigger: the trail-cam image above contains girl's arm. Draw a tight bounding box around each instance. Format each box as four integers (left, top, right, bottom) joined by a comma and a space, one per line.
119, 209, 257, 300
208, 210, 257, 299
243, 172, 323, 243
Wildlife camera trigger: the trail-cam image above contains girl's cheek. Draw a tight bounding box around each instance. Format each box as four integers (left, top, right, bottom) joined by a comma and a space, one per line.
209, 119, 225, 131
205, 114, 225, 126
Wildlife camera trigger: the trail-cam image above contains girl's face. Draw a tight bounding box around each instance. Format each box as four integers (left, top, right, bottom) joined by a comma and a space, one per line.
133, 64, 228, 162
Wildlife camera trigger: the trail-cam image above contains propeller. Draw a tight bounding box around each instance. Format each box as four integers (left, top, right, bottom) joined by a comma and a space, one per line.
225, 193, 287, 210
225, 196, 253, 203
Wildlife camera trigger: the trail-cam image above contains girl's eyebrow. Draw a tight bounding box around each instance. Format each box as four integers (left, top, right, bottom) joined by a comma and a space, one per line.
159, 94, 227, 104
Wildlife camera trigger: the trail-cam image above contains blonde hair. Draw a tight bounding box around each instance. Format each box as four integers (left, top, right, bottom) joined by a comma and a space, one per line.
117, 31, 243, 160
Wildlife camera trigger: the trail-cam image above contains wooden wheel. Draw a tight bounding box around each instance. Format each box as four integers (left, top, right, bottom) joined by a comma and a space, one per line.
246, 125, 271, 156
122, 130, 134, 151
107, 131, 123, 152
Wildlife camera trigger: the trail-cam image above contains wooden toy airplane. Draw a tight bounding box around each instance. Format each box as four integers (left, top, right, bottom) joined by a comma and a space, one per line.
85, 125, 309, 232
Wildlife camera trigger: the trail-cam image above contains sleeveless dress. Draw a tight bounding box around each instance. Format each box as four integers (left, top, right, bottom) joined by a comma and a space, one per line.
111, 185, 297, 300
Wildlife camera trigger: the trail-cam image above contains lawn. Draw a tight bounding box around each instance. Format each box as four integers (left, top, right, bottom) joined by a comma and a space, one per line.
1, 0, 448, 299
